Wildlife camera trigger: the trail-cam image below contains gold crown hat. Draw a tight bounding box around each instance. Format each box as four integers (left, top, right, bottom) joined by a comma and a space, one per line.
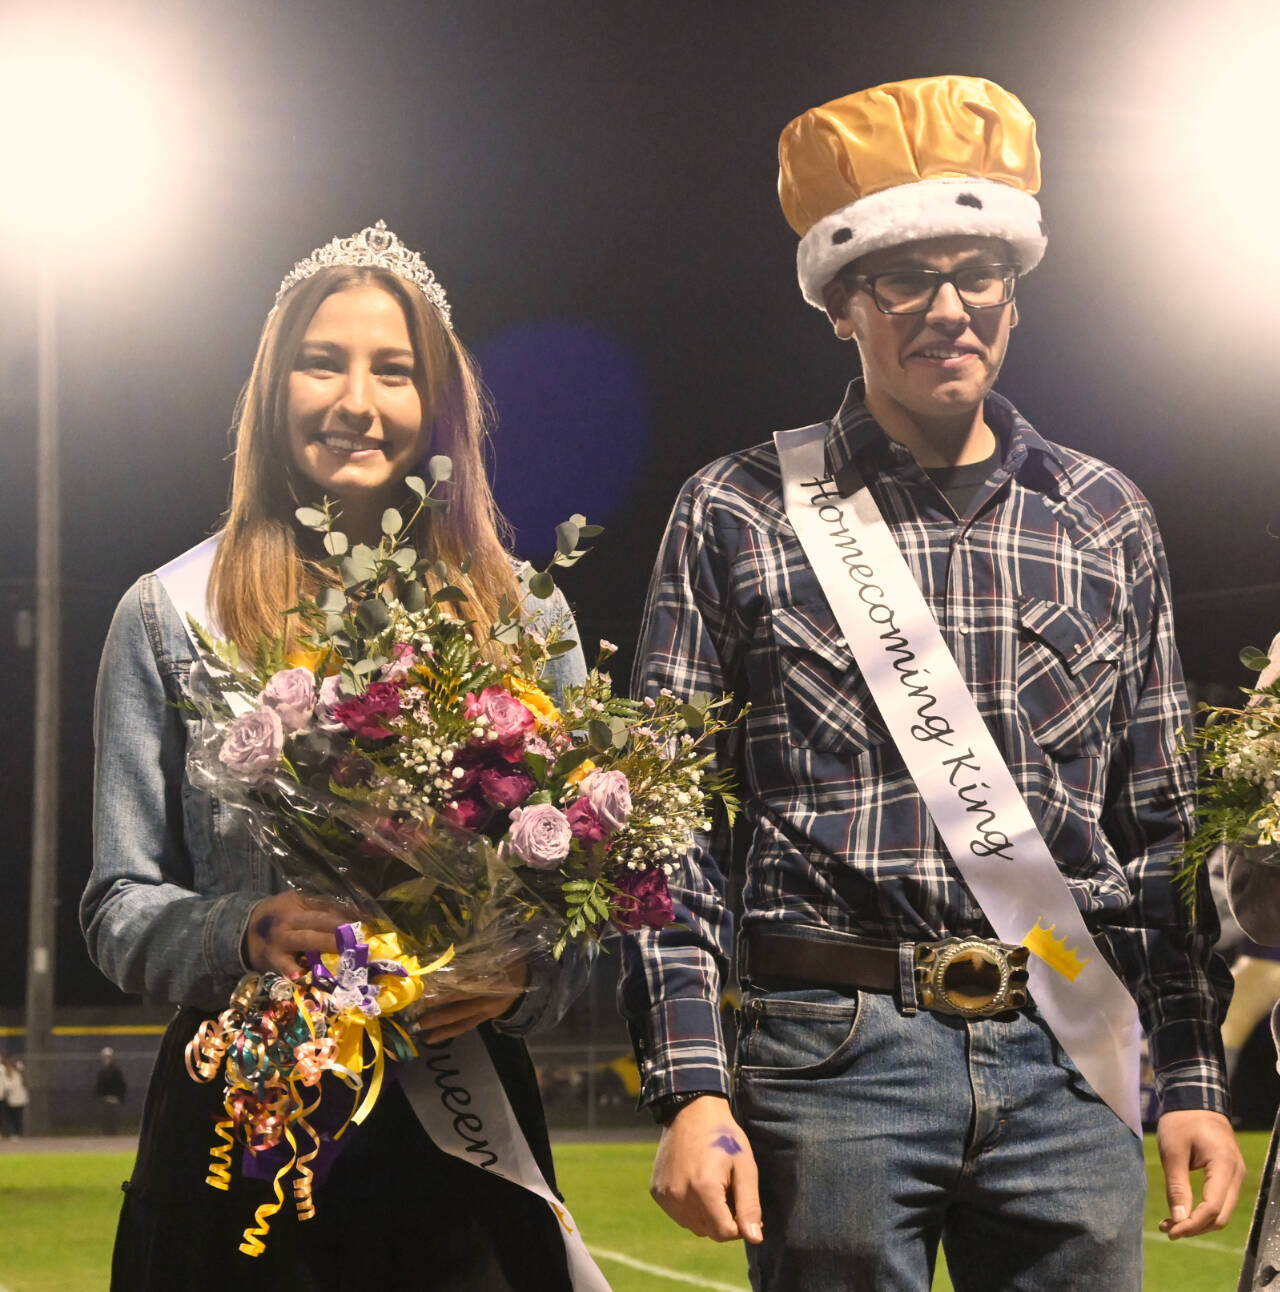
779, 75, 1046, 310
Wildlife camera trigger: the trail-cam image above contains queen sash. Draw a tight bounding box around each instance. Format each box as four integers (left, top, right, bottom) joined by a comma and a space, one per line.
774, 423, 1143, 1136
157, 535, 610, 1290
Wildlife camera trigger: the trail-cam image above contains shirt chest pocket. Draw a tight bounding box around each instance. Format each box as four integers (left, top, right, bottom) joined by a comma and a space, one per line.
1016, 596, 1123, 758
767, 602, 889, 758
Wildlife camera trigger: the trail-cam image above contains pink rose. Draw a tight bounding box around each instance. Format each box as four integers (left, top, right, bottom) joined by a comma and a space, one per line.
508, 803, 572, 870
477, 764, 537, 810
262, 666, 316, 733
334, 681, 403, 741
382, 642, 417, 683
464, 686, 536, 750
583, 769, 632, 831
218, 707, 285, 781
565, 798, 609, 848
612, 867, 675, 931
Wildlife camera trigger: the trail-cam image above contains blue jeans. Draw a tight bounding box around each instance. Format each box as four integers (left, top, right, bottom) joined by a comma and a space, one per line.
733, 987, 1145, 1291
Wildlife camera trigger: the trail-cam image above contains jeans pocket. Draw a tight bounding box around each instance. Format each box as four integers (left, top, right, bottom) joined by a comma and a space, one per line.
734, 988, 866, 1081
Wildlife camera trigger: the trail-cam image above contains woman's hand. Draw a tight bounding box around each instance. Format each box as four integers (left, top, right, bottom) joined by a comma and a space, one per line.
412, 962, 530, 1043
244, 892, 350, 977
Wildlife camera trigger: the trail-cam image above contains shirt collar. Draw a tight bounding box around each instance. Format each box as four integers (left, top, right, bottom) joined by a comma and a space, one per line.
825, 378, 1071, 499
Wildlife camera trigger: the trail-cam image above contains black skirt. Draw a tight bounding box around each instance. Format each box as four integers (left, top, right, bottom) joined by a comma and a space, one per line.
112, 1007, 573, 1292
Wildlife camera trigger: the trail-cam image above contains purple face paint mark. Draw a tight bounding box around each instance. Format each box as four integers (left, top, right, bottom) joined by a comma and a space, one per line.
711, 1134, 742, 1156
254, 914, 276, 942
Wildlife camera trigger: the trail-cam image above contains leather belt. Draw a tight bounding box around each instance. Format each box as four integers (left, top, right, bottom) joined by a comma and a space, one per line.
741, 924, 1034, 1019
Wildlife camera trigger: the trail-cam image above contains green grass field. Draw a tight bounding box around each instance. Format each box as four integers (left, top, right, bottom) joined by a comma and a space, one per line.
0, 1133, 1265, 1291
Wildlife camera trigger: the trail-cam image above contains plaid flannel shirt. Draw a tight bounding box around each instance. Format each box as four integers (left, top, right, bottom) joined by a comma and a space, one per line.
621, 381, 1231, 1117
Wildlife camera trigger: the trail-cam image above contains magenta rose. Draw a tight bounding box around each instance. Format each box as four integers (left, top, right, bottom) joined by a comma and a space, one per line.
334, 681, 403, 741
218, 707, 284, 780
477, 764, 537, 810
262, 666, 316, 733
464, 686, 536, 751
315, 674, 347, 732
612, 867, 675, 931
440, 796, 489, 831
507, 803, 572, 869
565, 797, 609, 849
583, 769, 632, 831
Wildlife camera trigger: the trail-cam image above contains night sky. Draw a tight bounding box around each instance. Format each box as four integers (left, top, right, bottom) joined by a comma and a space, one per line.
2, 0, 1277, 1011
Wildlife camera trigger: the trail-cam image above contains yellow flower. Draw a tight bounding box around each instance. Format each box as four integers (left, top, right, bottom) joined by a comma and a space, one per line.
566, 758, 597, 786
504, 675, 561, 729
286, 645, 338, 675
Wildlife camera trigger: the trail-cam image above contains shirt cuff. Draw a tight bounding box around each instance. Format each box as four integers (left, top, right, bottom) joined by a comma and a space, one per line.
632, 995, 731, 1107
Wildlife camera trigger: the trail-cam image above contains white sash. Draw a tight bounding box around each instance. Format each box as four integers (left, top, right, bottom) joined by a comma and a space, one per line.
774, 424, 1142, 1136
156, 537, 610, 1289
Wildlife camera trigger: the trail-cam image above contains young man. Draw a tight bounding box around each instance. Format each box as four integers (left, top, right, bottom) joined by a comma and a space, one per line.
621, 76, 1244, 1290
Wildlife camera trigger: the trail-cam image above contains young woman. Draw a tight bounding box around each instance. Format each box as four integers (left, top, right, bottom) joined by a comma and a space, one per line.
82, 223, 590, 1291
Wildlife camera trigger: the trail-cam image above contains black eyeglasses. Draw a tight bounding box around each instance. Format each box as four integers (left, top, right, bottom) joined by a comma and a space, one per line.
847, 264, 1019, 315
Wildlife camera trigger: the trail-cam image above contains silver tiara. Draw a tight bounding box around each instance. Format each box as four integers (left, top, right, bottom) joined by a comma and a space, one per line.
272, 220, 452, 324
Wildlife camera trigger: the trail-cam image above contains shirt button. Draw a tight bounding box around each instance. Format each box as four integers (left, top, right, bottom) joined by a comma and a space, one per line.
957, 624, 970, 635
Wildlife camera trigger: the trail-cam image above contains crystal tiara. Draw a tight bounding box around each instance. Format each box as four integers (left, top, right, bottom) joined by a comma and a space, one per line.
272, 220, 452, 325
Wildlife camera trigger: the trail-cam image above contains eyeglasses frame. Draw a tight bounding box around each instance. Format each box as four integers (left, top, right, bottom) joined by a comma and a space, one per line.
844, 263, 1021, 316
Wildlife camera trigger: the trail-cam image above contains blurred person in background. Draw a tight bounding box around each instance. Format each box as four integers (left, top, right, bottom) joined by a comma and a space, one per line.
94, 1046, 127, 1136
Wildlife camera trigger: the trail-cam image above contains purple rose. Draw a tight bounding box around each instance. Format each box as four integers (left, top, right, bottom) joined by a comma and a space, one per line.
262, 666, 316, 733
612, 867, 675, 932
440, 796, 488, 831
218, 707, 285, 781
583, 769, 632, 831
315, 674, 348, 732
477, 764, 537, 810
334, 681, 403, 741
464, 686, 536, 750
565, 798, 609, 848
507, 803, 572, 870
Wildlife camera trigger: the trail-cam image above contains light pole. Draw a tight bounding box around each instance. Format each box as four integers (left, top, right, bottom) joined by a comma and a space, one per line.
23, 244, 61, 1136
1, 33, 177, 1134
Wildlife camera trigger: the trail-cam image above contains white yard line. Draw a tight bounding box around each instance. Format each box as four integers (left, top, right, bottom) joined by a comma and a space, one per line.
588, 1246, 748, 1291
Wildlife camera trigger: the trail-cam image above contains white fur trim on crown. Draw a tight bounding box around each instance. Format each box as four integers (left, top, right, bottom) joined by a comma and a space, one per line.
796, 176, 1046, 309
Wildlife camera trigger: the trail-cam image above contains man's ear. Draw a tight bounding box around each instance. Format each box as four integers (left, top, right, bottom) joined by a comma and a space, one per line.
823, 277, 856, 341
1010, 301, 1020, 329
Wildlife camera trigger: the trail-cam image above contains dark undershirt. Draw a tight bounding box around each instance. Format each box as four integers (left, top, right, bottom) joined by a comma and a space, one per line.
924, 446, 1000, 519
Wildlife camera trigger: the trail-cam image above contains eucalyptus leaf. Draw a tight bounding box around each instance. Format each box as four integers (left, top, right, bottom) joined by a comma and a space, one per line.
295, 506, 327, 530
352, 657, 380, 675
382, 508, 403, 537
555, 520, 580, 557
356, 597, 391, 633
391, 547, 417, 572
428, 454, 453, 482
1241, 646, 1273, 672
459, 553, 473, 575
403, 582, 427, 612
434, 560, 449, 579
405, 475, 426, 499
578, 524, 604, 539
554, 747, 596, 776
680, 704, 706, 732
587, 719, 613, 750
323, 613, 346, 636
323, 531, 348, 556
431, 585, 468, 604
546, 639, 579, 657
318, 587, 347, 613
523, 751, 548, 783
527, 570, 554, 601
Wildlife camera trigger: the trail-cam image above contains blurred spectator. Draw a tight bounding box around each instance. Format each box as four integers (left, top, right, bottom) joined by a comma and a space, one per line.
95, 1046, 128, 1136
2, 1057, 28, 1137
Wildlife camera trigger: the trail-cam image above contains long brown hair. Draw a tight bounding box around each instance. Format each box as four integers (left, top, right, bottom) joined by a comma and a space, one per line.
209, 264, 520, 659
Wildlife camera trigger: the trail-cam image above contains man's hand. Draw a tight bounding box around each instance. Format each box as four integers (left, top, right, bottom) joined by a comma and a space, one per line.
1156, 1109, 1246, 1239
650, 1095, 763, 1244
244, 892, 349, 977
413, 962, 529, 1043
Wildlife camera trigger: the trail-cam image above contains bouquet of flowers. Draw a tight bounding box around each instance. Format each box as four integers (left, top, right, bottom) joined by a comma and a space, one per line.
180, 457, 740, 1251
1179, 644, 1280, 902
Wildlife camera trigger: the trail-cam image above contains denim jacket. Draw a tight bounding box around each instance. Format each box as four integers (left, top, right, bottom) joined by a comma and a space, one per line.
82, 560, 591, 1029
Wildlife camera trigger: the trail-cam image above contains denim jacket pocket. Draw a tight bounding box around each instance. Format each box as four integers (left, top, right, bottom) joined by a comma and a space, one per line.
770, 603, 888, 757
1016, 596, 1123, 758
734, 988, 866, 1080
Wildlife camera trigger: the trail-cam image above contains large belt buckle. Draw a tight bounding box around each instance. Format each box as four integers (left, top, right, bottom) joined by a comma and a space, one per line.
914, 937, 1030, 1018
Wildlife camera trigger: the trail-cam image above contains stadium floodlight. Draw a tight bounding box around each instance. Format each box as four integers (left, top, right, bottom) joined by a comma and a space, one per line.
0, 30, 177, 1135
